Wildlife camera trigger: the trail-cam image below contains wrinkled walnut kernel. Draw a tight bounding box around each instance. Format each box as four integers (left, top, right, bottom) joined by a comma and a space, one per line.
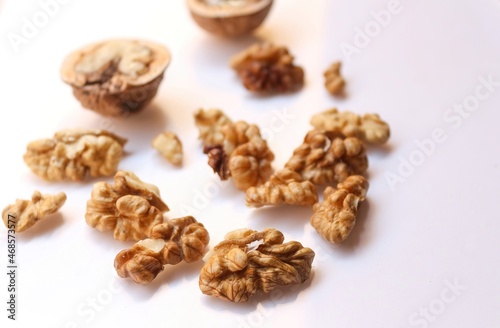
2, 191, 66, 233
324, 61, 345, 96
310, 108, 390, 145
86, 170, 169, 241
23, 129, 127, 181
311, 175, 368, 243
194, 108, 233, 147
230, 42, 304, 93
246, 169, 318, 207
199, 228, 315, 302
115, 216, 209, 284
285, 130, 368, 185
152, 132, 183, 165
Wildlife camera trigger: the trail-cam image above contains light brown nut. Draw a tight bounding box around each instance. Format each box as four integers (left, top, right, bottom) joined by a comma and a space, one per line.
194, 108, 233, 147
2, 191, 66, 233
23, 129, 127, 182
199, 228, 315, 302
114, 216, 210, 284
310, 108, 390, 145
245, 169, 318, 207
310, 175, 369, 243
230, 42, 304, 93
152, 132, 183, 165
285, 130, 368, 185
187, 0, 273, 37
324, 61, 345, 96
85, 170, 169, 241
61, 39, 170, 117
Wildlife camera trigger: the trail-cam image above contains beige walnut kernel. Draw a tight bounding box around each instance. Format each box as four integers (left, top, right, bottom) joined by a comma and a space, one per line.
324, 61, 345, 96
310, 108, 390, 145
194, 108, 233, 147
23, 129, 127, 181
86, 170, 169, 241
311, 175, 369, 243
199, 228, 315, 302
152, 132, 183, 165
114, 216, 209, 284
285, 130, 368, 185
2, 191, 66, 232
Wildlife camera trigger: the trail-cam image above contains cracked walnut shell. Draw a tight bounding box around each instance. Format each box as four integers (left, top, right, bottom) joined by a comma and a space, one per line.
285, 130, 368, 185
61, 39, 170, 117
199, 228, 315, 302
310, 108, 390, 145
115, 216, 209, 284
86, 170, 169, 241
23, 129, 127, 181
311, 175, 368, 243
2, 191, 66, 233
230, 42, 304, 93
324, 61, 345, 96
152, 132, 183, 165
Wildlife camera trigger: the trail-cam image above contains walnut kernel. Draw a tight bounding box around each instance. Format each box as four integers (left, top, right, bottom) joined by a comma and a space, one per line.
324, 61, 345, 96
152, 132, 183, 165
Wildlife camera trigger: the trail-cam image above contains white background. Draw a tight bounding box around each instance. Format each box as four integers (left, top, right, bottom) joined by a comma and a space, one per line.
1, 0, 500, 327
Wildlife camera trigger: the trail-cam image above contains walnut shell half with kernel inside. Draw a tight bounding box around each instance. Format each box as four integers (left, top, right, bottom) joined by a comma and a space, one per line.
61, 39, 171, 117
187, 0, 273, 37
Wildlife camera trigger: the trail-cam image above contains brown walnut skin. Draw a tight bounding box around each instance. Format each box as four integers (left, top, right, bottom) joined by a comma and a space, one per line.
187, 0, 273, 37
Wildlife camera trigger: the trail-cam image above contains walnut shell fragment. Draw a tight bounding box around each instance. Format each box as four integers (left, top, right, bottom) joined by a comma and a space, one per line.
152, 132, 183, 165
199, 228, 315, 302
246, 169, 318, 208
311, 175, 368, 243
187, 0, 273, 37
115, 216, 209, 284
285, 130, 368, 185
230, 42, 304, 93
310, 108, 390, 145
324, 61, 345, 96
86, 170, 169, 241
2, 191, 66, 233
23, 129, 127, 181
61, 39, 170, 117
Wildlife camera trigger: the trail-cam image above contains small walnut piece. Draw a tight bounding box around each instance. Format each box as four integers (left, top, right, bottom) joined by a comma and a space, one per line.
324, 61, 345, 96
310, 108, 390, 145
61, 39, 171, 117
86, 170, 169, 241
230, 42, 304, 93
285, 130, 368, 185
24, 129, 127, 181
199, 228, 315, 302
152, 132, 183, 165
246, 169, 318, 207
2, 191, 66, 232
115, 216, 210, 284
311, 175, 369, 243
194, 108, 233, 147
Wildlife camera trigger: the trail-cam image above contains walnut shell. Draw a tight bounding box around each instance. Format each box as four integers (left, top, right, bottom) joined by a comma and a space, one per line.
61, 39, 171, 117
187, 0, 273, 37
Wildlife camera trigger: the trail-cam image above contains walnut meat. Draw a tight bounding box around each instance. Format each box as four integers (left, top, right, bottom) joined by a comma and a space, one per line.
324, 61, 345, 96
86, 170, 169, 241
285, 130, 368, 185
194, 108, 233, 147
246, 169, 318, 207
114, 216, 209, 284
199, 228, 315, 302
152, 132, 183, 165
2, 191, 66, 233
310, 108, 390, 145
311, 175, 369, 243
230, 42, 304, 93
61, 39, 171, 117
23, 129, 127, 181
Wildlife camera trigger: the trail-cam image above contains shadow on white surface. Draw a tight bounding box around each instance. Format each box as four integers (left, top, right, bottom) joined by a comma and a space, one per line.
17, 212, 65, 241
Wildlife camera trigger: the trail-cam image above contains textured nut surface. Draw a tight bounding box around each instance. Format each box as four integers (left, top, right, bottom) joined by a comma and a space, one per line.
194, 108, 233, 147
285, 130, 368, 185
324, 61, 345, 96
311, 175, 369, 243
115, 216, 209, 284
310, 108, 390, 145
86, 170, 169, 241
61, 39, 170, 117
199, 228, 315, 302
152, 132, 183, 165
2, 191, 66, 233
230, 42, 304, 93
246, 169, 318, 207
23, 129, 127, 181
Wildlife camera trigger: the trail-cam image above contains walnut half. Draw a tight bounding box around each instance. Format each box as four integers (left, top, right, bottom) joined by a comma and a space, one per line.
199, 228, 315, 302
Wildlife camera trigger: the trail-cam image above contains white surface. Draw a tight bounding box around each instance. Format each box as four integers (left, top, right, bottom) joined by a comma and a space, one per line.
1, 0, 500, 327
